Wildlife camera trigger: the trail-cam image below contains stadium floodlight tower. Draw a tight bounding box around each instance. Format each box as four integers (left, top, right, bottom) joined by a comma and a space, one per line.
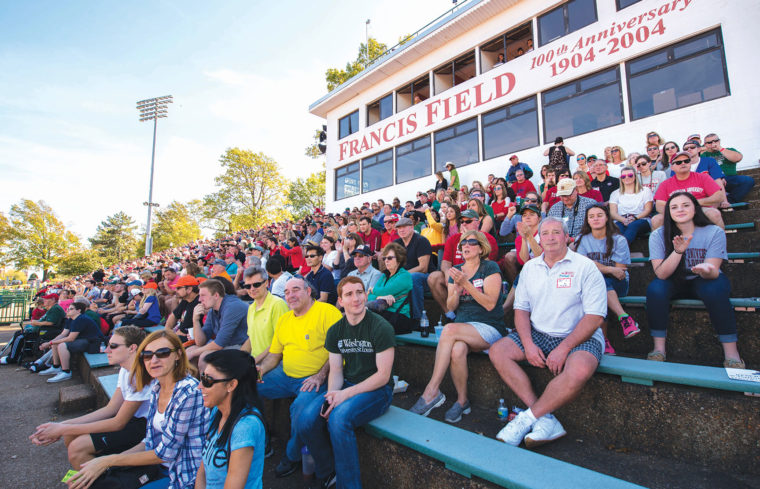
136, 94, 172, 256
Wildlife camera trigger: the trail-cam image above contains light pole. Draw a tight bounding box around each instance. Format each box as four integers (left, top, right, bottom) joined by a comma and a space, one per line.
136, 95, 172, 256
365, 19, 370, 60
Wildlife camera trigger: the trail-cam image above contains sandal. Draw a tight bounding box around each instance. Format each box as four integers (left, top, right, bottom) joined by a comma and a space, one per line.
723, 358, 745, 369
647, 350, 666, 362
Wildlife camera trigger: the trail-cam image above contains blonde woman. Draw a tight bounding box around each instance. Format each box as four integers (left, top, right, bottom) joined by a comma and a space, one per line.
121, 283, 162, 327
609, 165, 653, 244
608, 145, 627, 178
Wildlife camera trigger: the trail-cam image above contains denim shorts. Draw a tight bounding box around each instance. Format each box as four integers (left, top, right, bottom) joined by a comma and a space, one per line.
468, 321, 503, 345
604, 276, 629, 297
507, 328, 602, 363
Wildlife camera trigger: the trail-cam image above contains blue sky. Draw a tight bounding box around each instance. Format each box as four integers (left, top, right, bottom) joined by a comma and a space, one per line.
0, 0, 453, 240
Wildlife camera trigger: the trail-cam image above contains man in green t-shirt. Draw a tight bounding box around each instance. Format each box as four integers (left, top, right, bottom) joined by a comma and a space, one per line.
297, 276, 395, 489
701, 133, 754, 203
26, 293, 65, 333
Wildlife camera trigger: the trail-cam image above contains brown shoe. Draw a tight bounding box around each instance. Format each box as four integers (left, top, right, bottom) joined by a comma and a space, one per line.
647, 350, 666, 362
723, 358, 745, 369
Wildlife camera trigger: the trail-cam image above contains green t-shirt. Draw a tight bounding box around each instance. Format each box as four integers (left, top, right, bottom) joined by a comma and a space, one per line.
325, 311, 395, 385
701, 149, 738, 176
450, 169, 460, 190
41, 304, 66, 328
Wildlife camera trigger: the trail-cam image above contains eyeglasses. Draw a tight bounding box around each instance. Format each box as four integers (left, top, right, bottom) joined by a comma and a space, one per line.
704, 139, 720, 144
108, 342, 126, 350
140, 347, 177, 360
200, 373, 233, 388
382, 256, 396, 261
671, 159, 691, 166
459, 238, 480, 247
305, 254, 319, 259
621, 173, 636, 179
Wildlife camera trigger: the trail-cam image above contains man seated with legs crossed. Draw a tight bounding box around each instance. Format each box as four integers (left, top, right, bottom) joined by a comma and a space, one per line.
489, 217, 607, 447
298, 276, 395, 489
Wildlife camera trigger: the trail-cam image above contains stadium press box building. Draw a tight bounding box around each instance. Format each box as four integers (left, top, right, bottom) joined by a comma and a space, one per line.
310, 0, 760, 211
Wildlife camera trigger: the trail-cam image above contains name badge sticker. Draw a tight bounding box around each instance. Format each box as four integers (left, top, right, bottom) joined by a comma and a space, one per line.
472, 278, 484, 288
557, 277, 572, 288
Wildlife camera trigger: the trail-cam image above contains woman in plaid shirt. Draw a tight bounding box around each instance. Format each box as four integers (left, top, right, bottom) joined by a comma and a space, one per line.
68, 331, 207, 489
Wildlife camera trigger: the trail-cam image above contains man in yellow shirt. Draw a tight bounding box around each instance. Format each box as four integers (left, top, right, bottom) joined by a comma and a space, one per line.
257, 277, 342, 478
240, 266, 288, 364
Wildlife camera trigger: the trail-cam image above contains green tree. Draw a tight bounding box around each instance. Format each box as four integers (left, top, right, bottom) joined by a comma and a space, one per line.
287, 167, 326, 219
325, 37, 388, 91
89, 211, 138, 263
4, 199, 80, 281
57, 248, 104, 278
203, 148, 290, 232
151, 201, 202, 252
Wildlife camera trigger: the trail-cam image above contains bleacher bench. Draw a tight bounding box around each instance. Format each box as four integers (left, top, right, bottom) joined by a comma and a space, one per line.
394, 333, 760, 395
631, 252, 760, 263
618, 296, 759, 311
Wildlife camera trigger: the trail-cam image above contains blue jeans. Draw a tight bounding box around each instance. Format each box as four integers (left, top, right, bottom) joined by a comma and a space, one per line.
724, 174, 755, 203
645, 274, 737, 342
615, 219, 650, 244
411, 272, 429, 319
257, 364, 326, 462
297, 382, 393, 488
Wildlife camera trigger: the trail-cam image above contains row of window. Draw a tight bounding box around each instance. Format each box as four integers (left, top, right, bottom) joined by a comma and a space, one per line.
338, 0, 619, 139
335, 29, 729, 200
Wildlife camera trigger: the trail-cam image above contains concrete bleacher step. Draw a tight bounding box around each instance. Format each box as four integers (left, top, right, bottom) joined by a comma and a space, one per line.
58, 384, 96, 414
392, 343, 760, 477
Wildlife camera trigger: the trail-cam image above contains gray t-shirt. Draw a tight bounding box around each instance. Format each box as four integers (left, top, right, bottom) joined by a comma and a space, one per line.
575, 234, 630, 280
649, 225, 726, 279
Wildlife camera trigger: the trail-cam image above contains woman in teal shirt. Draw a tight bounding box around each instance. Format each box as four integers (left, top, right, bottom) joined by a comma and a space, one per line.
368, 242, 413, 333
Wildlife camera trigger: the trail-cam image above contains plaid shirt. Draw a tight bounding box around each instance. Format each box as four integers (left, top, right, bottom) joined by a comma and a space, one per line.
143, 375, 208, 489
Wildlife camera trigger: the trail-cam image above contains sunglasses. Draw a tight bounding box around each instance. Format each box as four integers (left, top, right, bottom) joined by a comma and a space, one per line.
108, 342, 126, 350
636, 162, 649, 167
200, 373, 233, 388
671, 159, 690, 165
382, 256, 396, 261
461, 219, 474, 224
243, 280, 267, 289
459, 238, 480, 247
305, 254, 319, 259
647, 132, 657, 137
577, 157, 586, 161
621, 173, 636, 179
611, 149, 620, 153
664, 146, 677, 151
683, 145, 697, 150
470, 194, 483, 198
524, 198, 538, 203
140, 347, 177, 360
704, 139, 720, 144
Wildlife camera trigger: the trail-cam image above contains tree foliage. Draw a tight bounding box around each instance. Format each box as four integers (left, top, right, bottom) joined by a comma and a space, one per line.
89, 211, 138, 264
3, 199, 80, 281
57, 248, 103, 278
287, 167, 326, 219
325, 37, 388, 91
151, 201, 202, 252
202, 148, 290, 233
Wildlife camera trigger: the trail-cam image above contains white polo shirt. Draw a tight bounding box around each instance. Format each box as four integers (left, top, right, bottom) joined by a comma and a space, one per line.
514, 248, 607, 350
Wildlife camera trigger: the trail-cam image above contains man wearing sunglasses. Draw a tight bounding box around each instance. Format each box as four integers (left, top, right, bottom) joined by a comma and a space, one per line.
186, 279, 250, 372
652, 150, 725, 230
241, 265, 288, 366
428, 210, 498, 316
701, 133, 754, 203
305, 245, 338, 305
257, 277, 342, 478
164, 275, 201, 340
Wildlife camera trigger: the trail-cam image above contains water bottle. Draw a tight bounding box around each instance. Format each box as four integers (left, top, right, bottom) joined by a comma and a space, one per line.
497, 398, 508, 420
301, 446, 315, 480
99, 341, 106, 353
420, 310, 430, 338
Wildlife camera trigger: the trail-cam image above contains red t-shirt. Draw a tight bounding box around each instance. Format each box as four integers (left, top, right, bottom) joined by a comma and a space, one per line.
380, 231, 399, 250
579, 188, 603, 202
654, 172, 721, 204
545, 186, 561, 208
442, 232, 499, 266
511, 180, 537, 198
491, 200, 511, 219
359, 229, 382, 252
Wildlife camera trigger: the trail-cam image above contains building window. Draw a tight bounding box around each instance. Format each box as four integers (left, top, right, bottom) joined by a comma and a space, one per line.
395, 135, 431, 184
482, 97, 539, 160
338, 110, 359, 139
616, 0, 642, 10
362, 149, 393, 193
538, 0, 597, 47
433, 51, 476, 95
367, 94, 393, 126
542, 66, 623, 141
627, 29, 729, 121
335, 162, 360, 200
397, 75, 430, 112
434, 118, 479, 172
480, 23, 533, 73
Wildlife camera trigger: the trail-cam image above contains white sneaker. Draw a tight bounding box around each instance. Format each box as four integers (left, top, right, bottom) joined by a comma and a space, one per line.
496, 410, 535, 446
524, 414, 567, 448
39, 366, 61, 376
47, 371, 72, 383
0, 356, 9, 365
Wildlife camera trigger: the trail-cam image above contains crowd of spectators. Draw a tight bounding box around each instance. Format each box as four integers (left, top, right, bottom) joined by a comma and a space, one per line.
2, 128, 753, 488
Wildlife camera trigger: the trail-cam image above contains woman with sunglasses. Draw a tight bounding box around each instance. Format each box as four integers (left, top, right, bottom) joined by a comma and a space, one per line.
31, 327, 150, 470
660, 141, 680, 172
196, 350, 265, 489
634, 155, 668, 196
573, 205, 638, 356
646, 192, 743, 368
609, 165, 653, 244
410, 231, 505, 423
68, 331, 206, 489
608, 145, 626, 178
367, 242, 413, 332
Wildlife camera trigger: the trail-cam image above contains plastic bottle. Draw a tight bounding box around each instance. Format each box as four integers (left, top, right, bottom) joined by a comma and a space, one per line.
497, 399, 508, 420
508, 406, 524, 422
99, 341, 106, 353
301, 446, 315, 480
420, 310, 430, 338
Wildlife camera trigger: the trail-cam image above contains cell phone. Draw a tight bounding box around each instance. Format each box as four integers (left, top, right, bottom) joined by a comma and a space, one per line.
320, 400, 331, 416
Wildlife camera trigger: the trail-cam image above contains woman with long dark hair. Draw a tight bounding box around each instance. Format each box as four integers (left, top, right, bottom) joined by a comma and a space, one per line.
645, 192, 743, 368
574, 205, 638, 356
196, 350, 266, 489
443, 205, 461, 239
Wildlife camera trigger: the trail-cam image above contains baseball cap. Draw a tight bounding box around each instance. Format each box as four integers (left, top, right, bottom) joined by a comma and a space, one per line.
125, 280, 142, 287
176, 276, 199, 287
460, 209, 479, 219
385, 214, 400, 222
42, 293, 59, 301
671, 151, 692, 162
142, 282, 158, 290
521, 204, 541, 216
396, 217, 413, 227
587, 155, 598, 161
556, 178, 576, 196
351, 245, 373, 257
509, 154, 518, 160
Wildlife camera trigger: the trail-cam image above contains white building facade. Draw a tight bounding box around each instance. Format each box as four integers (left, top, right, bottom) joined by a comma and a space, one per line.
310, 0, 759, 211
